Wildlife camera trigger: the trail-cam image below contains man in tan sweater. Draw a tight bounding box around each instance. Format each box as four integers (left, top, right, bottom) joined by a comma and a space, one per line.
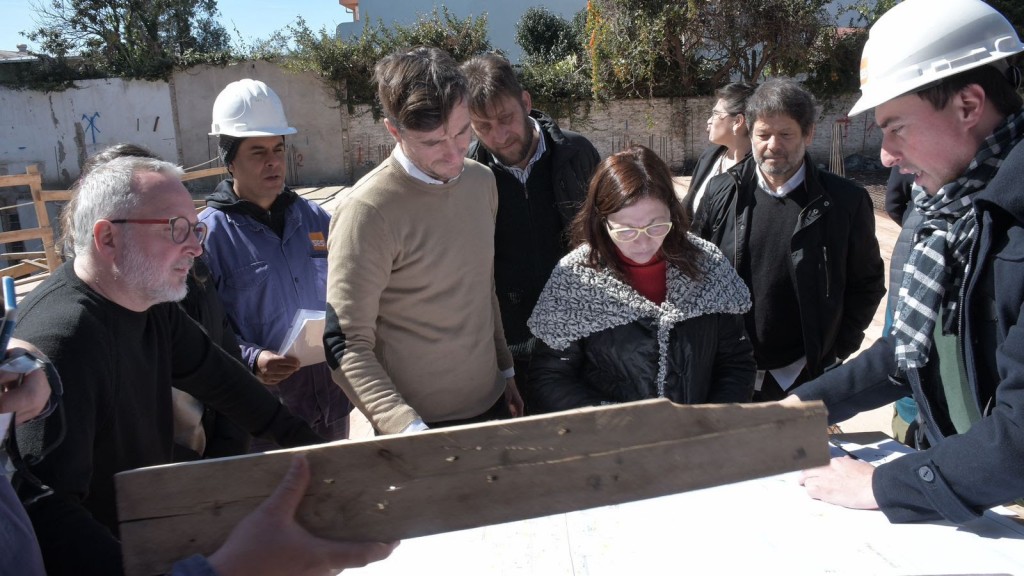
324, 47, 524, 435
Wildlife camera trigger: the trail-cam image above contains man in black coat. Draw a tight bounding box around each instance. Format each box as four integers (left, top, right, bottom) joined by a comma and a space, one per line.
696, 78, 885, 401
461, 54, 600, 410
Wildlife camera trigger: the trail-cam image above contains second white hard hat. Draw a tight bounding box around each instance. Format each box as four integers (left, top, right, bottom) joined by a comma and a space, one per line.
210, 78, 297, 137
849, 0, 1024, 117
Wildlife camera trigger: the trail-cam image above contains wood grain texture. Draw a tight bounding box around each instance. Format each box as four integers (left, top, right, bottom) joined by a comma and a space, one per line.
116, 399, 828, 576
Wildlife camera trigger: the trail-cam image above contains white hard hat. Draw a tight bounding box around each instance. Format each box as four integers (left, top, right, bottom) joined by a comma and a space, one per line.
849, 0, 1024, 116
209, 79, 297, 137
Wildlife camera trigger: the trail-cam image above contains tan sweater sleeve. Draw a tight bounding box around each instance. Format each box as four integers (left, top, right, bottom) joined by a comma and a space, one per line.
327, 196, 419, 434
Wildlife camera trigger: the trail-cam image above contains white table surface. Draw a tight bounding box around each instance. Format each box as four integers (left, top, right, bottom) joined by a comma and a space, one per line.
346, 437, 1024, 575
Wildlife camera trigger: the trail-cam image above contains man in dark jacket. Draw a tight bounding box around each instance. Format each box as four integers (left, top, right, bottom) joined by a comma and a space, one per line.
696, 78, 885, 401
785, 0, 1024, 525
461, 53, 600, 408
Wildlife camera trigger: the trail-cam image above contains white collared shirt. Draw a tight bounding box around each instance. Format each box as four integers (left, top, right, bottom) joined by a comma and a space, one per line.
493, 117, 545, 185
756, 162, 807, 198
393, 142, 461, 185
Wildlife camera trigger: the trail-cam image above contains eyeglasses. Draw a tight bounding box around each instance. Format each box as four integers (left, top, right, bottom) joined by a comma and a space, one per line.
710, 109, 735, 119
109, 217, 208, 244
605, 221, 673, 242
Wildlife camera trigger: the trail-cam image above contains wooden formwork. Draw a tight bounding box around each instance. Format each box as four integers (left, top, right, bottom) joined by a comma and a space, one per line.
0, 165, 68, 283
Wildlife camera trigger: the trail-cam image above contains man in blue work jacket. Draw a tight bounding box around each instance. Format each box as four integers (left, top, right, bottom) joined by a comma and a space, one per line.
201, 78, 351, 443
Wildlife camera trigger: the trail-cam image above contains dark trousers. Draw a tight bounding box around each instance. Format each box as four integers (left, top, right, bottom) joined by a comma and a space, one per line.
426, 393, 512, 429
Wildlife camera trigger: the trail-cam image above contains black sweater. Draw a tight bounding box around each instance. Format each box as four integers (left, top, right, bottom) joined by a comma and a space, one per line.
13, 262, 321, 576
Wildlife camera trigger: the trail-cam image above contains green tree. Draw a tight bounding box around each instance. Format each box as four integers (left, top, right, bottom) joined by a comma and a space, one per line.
25, 0, 231, 80
285, 7, 491, 117
516, 6, 586, 64
514, 8, 591, 118
802, 0, 895, 100
587, 0, 833, 99
697, 0, 831, 85
586, 0, 700, 99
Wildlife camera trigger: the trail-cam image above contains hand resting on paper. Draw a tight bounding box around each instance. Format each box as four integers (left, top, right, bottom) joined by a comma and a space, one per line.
256, 350, 302, 385
798, 456, 879, 510
208, 454, 399, 576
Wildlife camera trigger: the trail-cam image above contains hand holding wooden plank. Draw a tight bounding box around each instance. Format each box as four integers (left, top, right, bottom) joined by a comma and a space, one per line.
206, 454, 399, 576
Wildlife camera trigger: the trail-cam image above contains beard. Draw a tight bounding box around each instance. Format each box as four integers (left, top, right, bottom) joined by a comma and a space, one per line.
115, 234, 191, 305
754, 150, 802, 180
488, 114, 535, 167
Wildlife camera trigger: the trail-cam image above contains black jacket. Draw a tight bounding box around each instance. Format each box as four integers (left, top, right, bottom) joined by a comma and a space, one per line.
798, 132, 1024, 524
695, 154, 886, 379
467, 110, 600, 347
682, 144, 752, 222
526, 238, 755, 413
175, 258, 251, 460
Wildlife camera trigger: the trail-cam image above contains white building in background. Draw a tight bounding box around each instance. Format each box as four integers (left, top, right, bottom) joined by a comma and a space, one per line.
336, 0, 587, 63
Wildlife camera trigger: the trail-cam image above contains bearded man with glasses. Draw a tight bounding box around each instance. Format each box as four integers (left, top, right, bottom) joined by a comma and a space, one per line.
9, 156, 325, 575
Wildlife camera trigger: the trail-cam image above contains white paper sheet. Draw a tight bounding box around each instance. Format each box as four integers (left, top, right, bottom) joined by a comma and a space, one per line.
277, 309, 327, 367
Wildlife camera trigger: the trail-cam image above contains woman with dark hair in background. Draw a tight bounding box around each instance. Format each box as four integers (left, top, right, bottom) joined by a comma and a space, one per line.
525, 145, 755, 413
682, 82, 757, 225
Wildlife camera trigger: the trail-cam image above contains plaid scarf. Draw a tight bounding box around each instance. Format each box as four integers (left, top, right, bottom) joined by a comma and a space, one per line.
892, 110, 1024, 370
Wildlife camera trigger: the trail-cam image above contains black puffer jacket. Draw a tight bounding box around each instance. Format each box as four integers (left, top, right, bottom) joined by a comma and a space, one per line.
526, 237, 755, 413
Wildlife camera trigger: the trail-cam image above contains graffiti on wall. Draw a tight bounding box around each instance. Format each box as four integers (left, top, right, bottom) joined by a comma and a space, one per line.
82, 112, 101, 144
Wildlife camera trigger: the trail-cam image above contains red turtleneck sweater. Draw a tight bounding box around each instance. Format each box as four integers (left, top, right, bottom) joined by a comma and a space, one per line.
617, 249, 667, 304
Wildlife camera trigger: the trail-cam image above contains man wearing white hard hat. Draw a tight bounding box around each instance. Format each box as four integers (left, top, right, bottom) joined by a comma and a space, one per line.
201, 79, 352, 445
784, 0, 1024, 524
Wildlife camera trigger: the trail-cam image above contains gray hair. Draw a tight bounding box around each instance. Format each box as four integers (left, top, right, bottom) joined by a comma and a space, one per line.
745, 78, 817, 136
72, 156, 184, 256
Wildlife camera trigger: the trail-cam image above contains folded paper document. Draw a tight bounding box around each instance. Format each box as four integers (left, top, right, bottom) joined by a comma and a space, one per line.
277, 309, 326, 367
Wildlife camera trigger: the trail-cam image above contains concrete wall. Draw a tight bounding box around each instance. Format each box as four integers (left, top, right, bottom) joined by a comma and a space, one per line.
0, 62, 884, 190
172, 61, 349, 191
0, 77, 177, 186
560, 93, 881, 172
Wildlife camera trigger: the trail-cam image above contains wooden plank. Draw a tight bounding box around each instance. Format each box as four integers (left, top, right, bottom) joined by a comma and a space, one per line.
0, 261, 44, 279
40, 190, 73, 202
20, 259, 49, 271
0, 227, 50, 245
181, 166, 228, 182
0, 173, 40, 188
116, 399, 827, 576
0, 251, 47, 261
297, 186, 345, 201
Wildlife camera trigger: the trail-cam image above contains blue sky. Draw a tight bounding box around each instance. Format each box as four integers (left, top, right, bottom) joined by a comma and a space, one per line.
0, 0, 353, 52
